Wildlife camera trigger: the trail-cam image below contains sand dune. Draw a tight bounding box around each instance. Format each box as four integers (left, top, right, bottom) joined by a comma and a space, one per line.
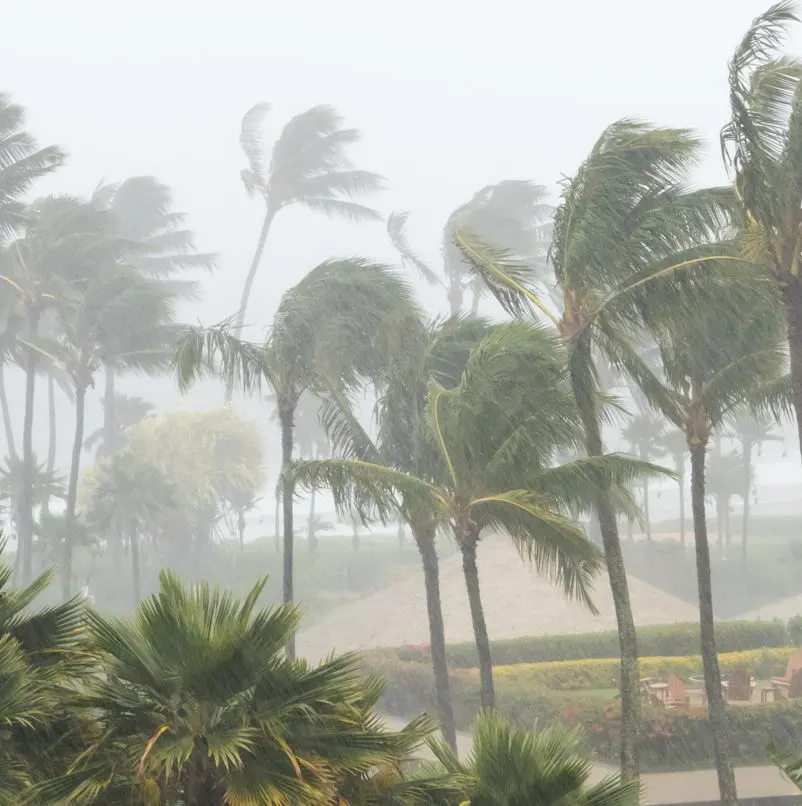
297, 535, 699, 662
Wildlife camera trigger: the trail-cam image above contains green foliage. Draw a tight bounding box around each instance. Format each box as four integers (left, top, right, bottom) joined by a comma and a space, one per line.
387, 620, 791, 669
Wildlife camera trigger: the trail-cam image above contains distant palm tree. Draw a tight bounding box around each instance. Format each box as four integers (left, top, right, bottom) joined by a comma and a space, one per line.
235, 103, 384, 337
430, 711, 639, 806
621, 408, 666, 541
83, 393, 154, 458
706, 444, 743, 550
655, 429, 689, 545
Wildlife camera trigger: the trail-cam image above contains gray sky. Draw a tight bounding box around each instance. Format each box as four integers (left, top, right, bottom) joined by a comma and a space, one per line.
4, 0, 801, 485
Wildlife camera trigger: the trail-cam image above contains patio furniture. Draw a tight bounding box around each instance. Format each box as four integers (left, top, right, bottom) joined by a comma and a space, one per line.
664, 676, 689, 708
772, 650, 802, 698
726, 668, 753, 703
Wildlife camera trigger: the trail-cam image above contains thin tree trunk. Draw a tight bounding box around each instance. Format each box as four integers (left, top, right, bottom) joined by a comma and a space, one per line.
741, 441, 752, 562
130, 527, 141, 605
64, 382, 86, 599
459, 532, 495, 708
397, 521, 405, 551
19, 334, 39, 585
308, 488, 318, 554
0, 365, 16, 458
783, 282, 802, 463
690, 442, 737, 806
46, 375, 56, 474
352, 524, 360, 552
103, 363, 115, 456
279, 406, 295, 660
573, 361, 640, 781
415, 526, 457, 752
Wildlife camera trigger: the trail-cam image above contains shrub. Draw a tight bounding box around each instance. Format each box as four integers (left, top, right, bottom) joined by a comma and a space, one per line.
401, 620, 791, 668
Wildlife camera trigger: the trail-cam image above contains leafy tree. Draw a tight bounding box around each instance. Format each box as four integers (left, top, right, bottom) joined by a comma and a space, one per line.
175, 259, 416, 659
40, 571, 433, 805
235, 103, 383, 336
617, 278, 785, 806
454, 120, 732, 778
294, 323, 657, 711
720, 1, 802, 464
429, 711, 639, 806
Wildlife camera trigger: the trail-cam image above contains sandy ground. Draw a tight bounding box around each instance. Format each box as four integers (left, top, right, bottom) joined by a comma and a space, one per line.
297, 535, 699, 662
738, 593, 802, 621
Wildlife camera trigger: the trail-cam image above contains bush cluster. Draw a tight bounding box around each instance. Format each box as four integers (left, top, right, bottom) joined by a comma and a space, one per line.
384, 619, 790, 668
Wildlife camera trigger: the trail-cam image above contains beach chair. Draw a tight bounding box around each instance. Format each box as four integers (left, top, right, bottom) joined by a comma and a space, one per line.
773, 650, 802, 699
664, 676, 689, 708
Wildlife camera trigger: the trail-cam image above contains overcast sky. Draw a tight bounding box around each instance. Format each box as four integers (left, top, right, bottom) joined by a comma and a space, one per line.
3, 0, 801, 483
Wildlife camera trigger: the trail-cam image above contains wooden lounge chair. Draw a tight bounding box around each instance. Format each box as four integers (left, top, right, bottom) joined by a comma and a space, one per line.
664, 676, 689, 708
773, 650, 802, 699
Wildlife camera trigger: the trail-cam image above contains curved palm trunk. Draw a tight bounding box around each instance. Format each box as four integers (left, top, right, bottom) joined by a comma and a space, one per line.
0, 365, 16, 458
64, 382, 86, 599
783, 283, 802, 464
415, 526, 457, 752
689, 442, 737, 806
741, 441, 752, 561
279, 405, 296, 660
103, 362, 115, 455
233, 208, 275, 338
571, 354, 640, 780
459, 530, 495, 708
19, 340, 39, 585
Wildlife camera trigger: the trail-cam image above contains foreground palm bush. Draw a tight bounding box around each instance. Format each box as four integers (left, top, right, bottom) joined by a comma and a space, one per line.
40, 571, 436, 805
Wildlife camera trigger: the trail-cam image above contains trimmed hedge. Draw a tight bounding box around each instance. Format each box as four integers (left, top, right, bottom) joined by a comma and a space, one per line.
386, 619, 790, 668
494, 648, 793, 691
366, 653, 802, 772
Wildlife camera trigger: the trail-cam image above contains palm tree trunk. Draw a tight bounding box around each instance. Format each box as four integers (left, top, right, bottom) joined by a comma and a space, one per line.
741, 441, 752, 562
130, 527, 141, 605
19, 336, 39, 585
0, 365, 16, 458
46, 375, 56, 474
783, 282, 802, 464
689, 442, 737, 806
572, 354, 640, 780
103, 362, 115, 455
397, 521, 405, 551
415, 526, 457, 752
233, 208, 275, 338
459, 530, 495, 708
279, 405, 296, 660
64, 382, 86, 599
352, 523, 360, 552
307, 488, 318, 554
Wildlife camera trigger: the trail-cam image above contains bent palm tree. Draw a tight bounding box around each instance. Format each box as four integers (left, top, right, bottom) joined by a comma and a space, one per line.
175, 258, 417, 658
455, 120, 733, 778
294, 323, 661, 710
430, 711, 639, 806
236, 103, 384, 336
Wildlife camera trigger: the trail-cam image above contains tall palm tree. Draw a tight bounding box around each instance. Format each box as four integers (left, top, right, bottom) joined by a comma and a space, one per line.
616, 278, 785, 806
455, 121, 732, 778
726, 410, 782, 558
429, 711, 639, 806
39, 571, 432, 805
293, 323, 658, 711
720, 1, 802, 464
175, 258, 416, 659
235, 103, 384, 336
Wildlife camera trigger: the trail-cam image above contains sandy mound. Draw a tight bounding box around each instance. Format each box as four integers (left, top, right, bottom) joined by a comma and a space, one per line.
297, 535, 699, 662
736, 595, 802, 621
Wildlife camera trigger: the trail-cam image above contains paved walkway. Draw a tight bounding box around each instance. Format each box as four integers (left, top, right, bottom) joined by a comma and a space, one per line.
381, 716, 799, 804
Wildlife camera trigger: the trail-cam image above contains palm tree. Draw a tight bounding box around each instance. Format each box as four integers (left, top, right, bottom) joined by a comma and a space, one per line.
40, 571, 433, 805
617, 276, 785, 806
621, 407, 666, 540
235, 103, 384, 336
294, 323, 658, 711
727, 410, 782, 558
83, 393, 154, 458
175, 259, 416, 659
720, 1, 802, 464
655, 429, 688, 545
706, 445, 743, 550
430, 711, 639, 806
455, 121, 732, 779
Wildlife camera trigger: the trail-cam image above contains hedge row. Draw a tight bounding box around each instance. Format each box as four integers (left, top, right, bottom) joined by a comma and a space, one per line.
384, 619, 791, 668
366, 654, 802, 772
493, 648, 793, 691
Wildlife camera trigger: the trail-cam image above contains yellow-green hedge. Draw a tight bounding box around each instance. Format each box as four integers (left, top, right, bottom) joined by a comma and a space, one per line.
493, 647, 795, 690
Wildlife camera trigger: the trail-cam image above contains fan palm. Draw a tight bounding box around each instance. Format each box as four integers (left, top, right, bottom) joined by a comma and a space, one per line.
454, 120, 734, 778
235, 103, 383, 337
613, 276, 785, 806
429, 711, 639, 806
720, 1, 802, 464
39, 570, 433, 805
293, 323, 660, 711
175, 258, 417, 659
